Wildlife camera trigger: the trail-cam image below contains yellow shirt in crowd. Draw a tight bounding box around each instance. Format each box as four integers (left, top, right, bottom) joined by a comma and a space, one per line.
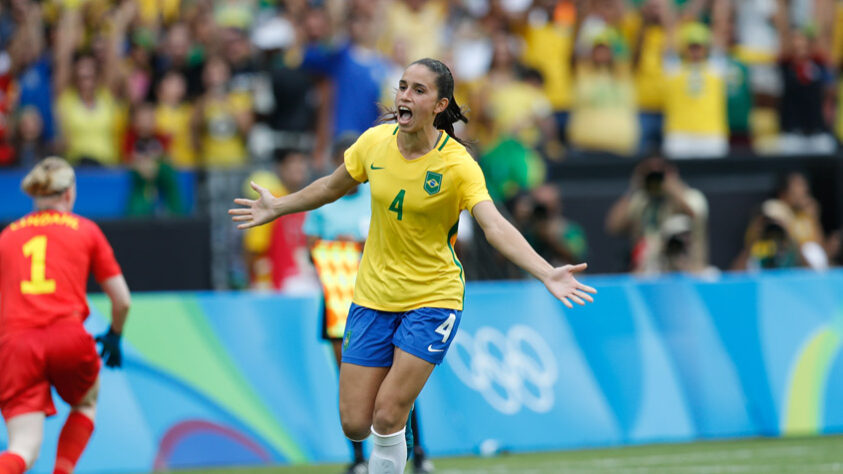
521, 20, 575, 111
344, 124, 491, 312
568, 65, 639, 155
155, 103, 196, 167
200, 92, 252, 167
663, 55, 728, 137
57, 88, 121, 166
378, 0, 446, 62
635, 26, 666, 112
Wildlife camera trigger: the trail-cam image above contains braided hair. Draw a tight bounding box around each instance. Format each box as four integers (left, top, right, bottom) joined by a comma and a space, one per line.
383, 58, 470, 147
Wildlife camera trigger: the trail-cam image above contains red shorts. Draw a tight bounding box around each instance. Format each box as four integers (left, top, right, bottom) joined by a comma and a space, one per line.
0, 319, 100, 420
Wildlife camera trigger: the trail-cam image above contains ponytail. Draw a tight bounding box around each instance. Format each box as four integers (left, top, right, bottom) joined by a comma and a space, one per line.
433, 95, 470, 147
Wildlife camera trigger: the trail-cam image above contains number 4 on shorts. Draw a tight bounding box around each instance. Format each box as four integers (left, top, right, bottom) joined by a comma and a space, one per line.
435, 313, 456, 343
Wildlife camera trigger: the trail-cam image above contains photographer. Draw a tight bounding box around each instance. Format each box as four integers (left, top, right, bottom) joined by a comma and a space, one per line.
606, 156, 709, 274
733, 200, 802, 271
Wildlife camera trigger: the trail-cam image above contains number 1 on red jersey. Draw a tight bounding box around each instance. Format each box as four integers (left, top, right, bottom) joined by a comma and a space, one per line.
21, 235, 56, 295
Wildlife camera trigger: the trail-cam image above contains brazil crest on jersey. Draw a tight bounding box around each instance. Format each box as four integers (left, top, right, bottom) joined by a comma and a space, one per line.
344, 124, 491, 311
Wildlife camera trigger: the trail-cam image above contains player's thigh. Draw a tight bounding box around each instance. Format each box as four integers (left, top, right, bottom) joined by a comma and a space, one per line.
372, 348, 435, 431
45, 320, 100, 407
0, 332, 56, 419
338, 363, 389, 436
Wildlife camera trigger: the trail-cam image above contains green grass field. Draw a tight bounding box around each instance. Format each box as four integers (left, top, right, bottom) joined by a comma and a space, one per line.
172, 435, 843, 473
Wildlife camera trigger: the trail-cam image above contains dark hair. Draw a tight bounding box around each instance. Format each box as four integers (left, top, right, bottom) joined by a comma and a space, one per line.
382, 58, 470, 147
273, 147, 306, 164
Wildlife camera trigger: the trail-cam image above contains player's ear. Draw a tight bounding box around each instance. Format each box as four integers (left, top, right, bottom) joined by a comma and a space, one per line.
434, 97, 449, 115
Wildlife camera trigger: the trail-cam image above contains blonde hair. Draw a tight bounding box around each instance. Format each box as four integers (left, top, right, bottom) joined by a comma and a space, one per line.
21, 157, 76, 198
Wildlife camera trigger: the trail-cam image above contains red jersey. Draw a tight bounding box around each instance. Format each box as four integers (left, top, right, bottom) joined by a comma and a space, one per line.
0, 211, 122, 335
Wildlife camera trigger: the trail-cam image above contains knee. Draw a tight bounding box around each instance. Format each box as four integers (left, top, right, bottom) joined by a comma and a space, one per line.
339, 405, 371, 441
371, 399, 408, 434
340, 419, 370, 441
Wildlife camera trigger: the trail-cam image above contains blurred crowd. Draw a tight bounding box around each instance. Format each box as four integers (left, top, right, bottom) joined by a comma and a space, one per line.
4, 0, 843, 168
1, 0, 843, 285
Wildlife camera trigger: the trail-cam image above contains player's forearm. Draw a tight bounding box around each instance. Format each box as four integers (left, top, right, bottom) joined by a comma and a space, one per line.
484, 218, 554, 282
111, 304, 129, 334
101, 274, 130, 333
271, 175, 343, 217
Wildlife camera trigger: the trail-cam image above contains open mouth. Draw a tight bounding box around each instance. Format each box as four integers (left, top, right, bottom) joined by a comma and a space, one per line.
397, 106, 413, 125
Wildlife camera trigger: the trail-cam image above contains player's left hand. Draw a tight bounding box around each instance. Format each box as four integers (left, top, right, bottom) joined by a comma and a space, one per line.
96, 326, 123, 368
543, 263, 597, 309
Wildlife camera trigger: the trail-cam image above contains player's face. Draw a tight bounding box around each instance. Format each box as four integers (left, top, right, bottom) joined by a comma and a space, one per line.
395, 64, 449, 133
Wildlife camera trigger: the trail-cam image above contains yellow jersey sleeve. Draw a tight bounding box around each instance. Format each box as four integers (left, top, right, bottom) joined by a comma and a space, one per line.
457, 158, 492, 213
343, 130, 371, 183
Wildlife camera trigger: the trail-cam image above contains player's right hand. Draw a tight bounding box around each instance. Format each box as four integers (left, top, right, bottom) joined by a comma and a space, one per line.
95, 326, 123, 369
228, 181, 278, 229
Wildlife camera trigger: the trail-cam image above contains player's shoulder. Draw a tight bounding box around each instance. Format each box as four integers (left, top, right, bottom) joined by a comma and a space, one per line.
357, 124, 398, 146
437, 134, 478, 168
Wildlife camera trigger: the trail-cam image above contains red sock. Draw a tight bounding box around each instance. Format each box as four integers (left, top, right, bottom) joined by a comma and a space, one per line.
0, 452, 26, 474
53, 412, 94, 474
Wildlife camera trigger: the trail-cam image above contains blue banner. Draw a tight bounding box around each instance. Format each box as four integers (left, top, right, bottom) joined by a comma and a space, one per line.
2, 270, 842, 472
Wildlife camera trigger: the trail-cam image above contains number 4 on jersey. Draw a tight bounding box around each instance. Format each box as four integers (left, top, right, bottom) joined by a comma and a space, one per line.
389, 189, 406, 221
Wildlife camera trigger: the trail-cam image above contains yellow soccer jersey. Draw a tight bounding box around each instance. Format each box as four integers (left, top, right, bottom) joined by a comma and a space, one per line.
344, 124, 491, 312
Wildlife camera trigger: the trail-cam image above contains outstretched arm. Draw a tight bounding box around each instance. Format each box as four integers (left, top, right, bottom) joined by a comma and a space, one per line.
472, 201, 596, 308
230, 164, 359, 229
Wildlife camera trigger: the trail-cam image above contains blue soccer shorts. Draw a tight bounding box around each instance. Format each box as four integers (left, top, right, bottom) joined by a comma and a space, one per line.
341, 303, 462, 366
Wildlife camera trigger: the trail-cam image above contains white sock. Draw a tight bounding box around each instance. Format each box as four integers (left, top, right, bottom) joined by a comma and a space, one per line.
368, 426, 407, 474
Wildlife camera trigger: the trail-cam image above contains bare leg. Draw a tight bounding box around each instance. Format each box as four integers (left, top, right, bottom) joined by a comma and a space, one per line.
339, 363, 389, 441
368, 349, 435, 474
372, 349, 434, 435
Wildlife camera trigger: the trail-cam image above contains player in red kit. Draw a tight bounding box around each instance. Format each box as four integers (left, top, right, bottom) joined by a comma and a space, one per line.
0, 157, 131, 474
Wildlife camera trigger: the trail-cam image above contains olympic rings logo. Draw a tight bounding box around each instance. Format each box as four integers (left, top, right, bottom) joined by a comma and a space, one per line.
446, 325, 558, 414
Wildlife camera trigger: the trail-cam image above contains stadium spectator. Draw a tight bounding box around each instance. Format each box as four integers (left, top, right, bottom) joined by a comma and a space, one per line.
568, 29, 639, 156
520, 0, 577, 141
54, 4, 133, 166
12, 107, 52, 169
152, 23, 206, 99
662, 0, 730, 159
733, 199, 803, 270
301, 6, 393, 139
377, 0, 448, 66
123, 103, 184, 216
773, 172, 836, 269
528, 184, 588, 267
776, 0, 836, 155
242, 148, 314, 291
630, 0, 668, 154
192, 56, 253, 167
7, 1, 56, 144
606, 157, 709, 274
155, 71, 197, 167
470, 32, 556, 153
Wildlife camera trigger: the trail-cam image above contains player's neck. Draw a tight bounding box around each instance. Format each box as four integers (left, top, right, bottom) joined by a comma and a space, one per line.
397, 125, 440, 160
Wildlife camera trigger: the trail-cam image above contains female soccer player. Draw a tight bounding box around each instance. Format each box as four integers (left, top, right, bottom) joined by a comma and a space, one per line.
0, 157, 130, 474
230, 58, 596, 474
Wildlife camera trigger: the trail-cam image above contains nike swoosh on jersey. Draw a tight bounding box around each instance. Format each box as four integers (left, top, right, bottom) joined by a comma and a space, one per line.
427, 344, 444, 353
370, 163, 385, 170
